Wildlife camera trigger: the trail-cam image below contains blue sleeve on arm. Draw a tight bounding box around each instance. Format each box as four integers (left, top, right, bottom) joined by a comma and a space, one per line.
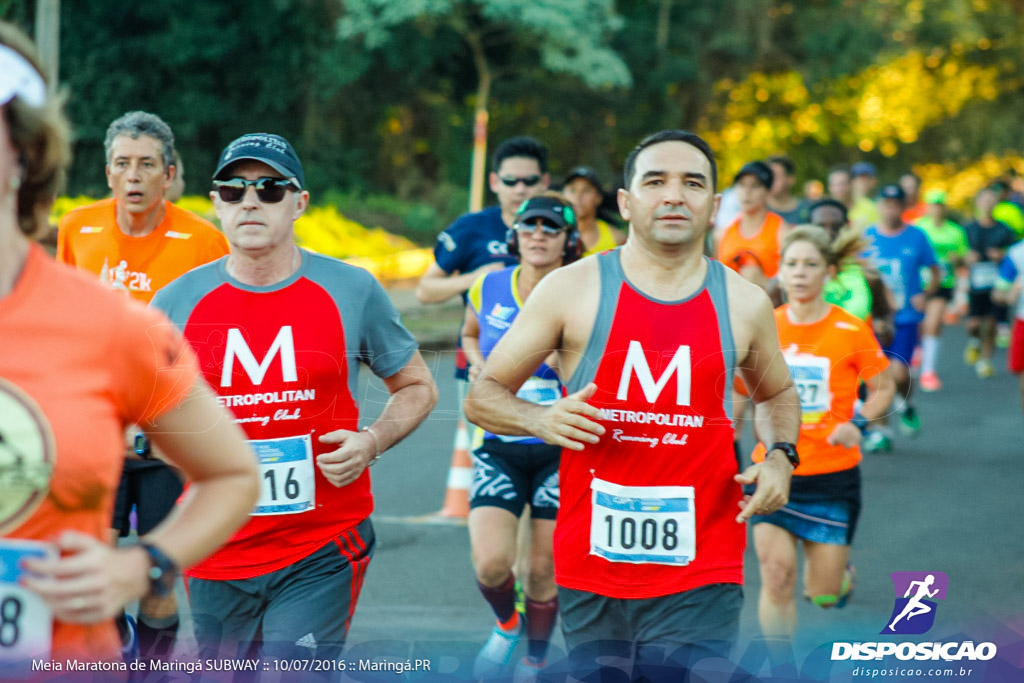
433, 218, 467, 274
1000, 255, 1019, 282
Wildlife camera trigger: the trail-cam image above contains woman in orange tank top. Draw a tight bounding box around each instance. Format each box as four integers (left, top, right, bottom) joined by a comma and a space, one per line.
0, 24, 258, 667
749, 226, 895, 641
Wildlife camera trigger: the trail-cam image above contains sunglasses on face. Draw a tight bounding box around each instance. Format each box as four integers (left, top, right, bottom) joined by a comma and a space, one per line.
515, 221, 564, 237
214, 177, 299, 203
498, 175, 542, 188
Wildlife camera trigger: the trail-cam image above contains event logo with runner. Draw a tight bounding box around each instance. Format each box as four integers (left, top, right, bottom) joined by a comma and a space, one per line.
0, 379, 55, 534
882, 571, 948, 635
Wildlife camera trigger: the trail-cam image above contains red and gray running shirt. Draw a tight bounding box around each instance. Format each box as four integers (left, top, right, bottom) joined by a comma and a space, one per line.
151, 250, 416, 580
555, 249, 742, 599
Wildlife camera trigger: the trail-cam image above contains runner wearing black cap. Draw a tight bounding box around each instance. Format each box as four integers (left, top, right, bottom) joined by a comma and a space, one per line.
715, 160, 789, 298
461, 193, 580, 678
562, 166, 624, 256
151, 132, 439, 666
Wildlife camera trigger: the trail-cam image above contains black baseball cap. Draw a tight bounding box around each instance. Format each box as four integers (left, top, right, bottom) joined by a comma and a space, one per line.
563, 166, 604, 196
516, 196, 576, 229
213, 133, 305, 188
733, 161, 774, 189
877, 184, 906, 202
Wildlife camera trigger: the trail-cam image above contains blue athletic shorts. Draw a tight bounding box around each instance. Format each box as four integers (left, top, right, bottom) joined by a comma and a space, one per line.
751, 498, 853, 545
883, 322, 920, 365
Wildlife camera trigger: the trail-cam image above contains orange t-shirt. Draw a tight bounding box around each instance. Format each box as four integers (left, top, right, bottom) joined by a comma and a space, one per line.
902, 203, 927, 224
56, 198, 229, 303
0, 244, 199, 661
717, 211, 785, 278
751, 304, 889, 476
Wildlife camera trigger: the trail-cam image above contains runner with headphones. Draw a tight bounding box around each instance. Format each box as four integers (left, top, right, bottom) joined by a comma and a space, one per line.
461, 193, 580, 678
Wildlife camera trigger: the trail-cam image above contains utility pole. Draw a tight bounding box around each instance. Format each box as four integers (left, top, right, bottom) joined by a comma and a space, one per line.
34, 0, 60, 91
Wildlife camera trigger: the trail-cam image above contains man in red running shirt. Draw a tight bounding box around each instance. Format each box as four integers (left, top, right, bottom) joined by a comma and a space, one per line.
151, 133, 438, 667
466, 130, 800, 680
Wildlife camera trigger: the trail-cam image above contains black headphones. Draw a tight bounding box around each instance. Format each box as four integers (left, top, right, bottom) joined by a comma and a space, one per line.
506, 198, 582, 264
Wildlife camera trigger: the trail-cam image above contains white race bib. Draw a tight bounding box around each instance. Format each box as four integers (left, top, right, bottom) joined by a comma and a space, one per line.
970, 262, 999, 290
590, 479, 695, 566
251, 434, 316, 516
515, 376, 561, 406
0, 540, 54, 666
785, 351, 832, 424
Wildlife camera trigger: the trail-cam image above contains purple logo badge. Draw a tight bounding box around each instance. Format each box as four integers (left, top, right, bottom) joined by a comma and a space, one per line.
882, 571, 948, 635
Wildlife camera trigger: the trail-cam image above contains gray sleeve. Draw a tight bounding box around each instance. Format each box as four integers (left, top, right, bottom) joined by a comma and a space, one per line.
359, 276, 418, 379
148, 262, 222, 330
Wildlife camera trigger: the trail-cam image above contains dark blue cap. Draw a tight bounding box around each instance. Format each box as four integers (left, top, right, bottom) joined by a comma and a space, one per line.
516, 196, 576, 229
213, 133, 304, 188
733, 161, 774, 189
564, 166, 605, 196
877, 184, 906, 202
851, 162, 877, 178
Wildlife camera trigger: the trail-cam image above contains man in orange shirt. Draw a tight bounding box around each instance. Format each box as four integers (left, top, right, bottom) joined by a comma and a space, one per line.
55, 111, 230, 660
56, 111, 228, 303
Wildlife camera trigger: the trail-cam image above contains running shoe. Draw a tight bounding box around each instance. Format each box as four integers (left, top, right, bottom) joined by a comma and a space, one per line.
919, 371, 942, 392
976, 359, 995, 379
513, 657, 546, 683
898, 406, 921, 437
861, 430, 892, 455
835, 565, 856, 609
964, 343, 980, 365
910, 346, 922, 370
473, 621, 524, 679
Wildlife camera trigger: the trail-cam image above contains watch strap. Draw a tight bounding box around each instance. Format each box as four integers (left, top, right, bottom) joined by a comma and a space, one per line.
768, 441, 800, 469
138, 541, 178, 598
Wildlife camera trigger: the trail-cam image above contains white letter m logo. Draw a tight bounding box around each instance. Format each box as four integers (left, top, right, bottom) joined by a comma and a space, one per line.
221, 326, 298, 387
616, 340, 691, 406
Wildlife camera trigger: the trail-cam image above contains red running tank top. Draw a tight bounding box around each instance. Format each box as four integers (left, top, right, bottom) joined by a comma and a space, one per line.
555, 249, 743, 599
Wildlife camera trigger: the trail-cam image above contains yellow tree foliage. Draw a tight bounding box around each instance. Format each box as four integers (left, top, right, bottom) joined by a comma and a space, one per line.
915, 154, 1024, 209
701, 48, 1003, 181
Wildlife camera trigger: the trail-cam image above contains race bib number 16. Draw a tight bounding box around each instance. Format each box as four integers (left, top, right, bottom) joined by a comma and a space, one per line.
0, 539, 54, 668
251, 434, 316, 516
590, 479, 695, 566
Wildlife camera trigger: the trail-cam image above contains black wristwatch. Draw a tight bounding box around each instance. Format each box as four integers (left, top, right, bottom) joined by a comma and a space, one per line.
768, 442, 800, 469
133, 433, 152, 460
138, 542, 178, 598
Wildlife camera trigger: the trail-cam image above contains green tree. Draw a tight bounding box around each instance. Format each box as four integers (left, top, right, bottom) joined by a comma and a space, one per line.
339, 0, 631, 209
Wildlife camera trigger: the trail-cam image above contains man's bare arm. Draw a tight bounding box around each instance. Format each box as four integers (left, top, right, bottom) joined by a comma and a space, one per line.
317, 352, 438, 486
416, 261, 503, 304
733, 283, 800, 521
465, 271, 604, 449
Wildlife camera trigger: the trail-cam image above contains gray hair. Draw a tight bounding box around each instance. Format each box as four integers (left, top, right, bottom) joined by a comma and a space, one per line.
103, 111, 175, 169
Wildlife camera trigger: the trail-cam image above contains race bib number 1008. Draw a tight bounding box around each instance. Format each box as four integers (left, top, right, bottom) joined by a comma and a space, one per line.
589, 479, 695, 566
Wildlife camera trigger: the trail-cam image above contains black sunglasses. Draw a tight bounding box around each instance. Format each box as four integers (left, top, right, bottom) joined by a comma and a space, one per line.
214, 177, 299, 204
498, 174, 542, 188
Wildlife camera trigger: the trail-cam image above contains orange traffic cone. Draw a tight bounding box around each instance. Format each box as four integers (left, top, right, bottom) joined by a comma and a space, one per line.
438, 417, 473, 517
